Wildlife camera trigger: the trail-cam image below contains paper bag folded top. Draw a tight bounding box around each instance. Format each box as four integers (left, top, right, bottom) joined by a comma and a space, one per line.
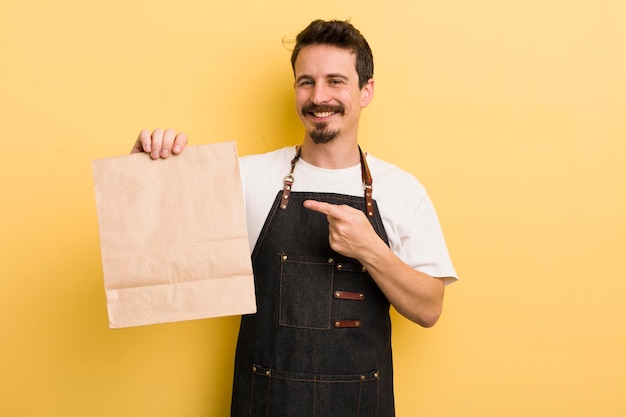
92, 141, 256, 328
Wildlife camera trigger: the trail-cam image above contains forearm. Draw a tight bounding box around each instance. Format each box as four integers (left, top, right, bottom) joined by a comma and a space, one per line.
359, 239, 445, 327
302, 200, 447, 326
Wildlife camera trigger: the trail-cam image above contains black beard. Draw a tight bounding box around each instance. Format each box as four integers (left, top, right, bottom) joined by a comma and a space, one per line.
309, 122, 340, 144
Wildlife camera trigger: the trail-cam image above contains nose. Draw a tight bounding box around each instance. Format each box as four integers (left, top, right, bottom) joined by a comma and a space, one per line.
311, 84, 330, 105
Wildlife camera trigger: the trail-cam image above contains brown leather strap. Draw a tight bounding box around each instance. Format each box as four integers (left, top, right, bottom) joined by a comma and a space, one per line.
359, 146, 374, 217
334, 291, 365, 301
334, 319, 361, 328
280, 146, 301, 210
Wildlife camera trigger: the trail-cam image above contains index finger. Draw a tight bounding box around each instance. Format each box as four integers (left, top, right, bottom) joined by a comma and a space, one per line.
303, 200, 337, 217
131, 129, 153, 154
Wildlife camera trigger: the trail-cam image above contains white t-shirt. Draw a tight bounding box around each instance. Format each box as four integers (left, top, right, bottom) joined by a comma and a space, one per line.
240, 146, 458, 284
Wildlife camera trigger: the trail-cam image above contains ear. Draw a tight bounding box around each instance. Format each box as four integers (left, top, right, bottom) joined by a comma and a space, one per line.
360, 78, 375, 108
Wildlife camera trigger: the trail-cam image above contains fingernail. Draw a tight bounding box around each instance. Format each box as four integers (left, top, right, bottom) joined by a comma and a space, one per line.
161, 149, 170, 157
151, 150, 159, 159
173, 145, 181, 154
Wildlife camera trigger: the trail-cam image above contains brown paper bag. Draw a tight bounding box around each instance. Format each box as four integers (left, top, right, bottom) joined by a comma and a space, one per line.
92, 141, 256, 328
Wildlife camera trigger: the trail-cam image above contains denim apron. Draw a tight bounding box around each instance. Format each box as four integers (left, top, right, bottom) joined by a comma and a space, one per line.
231, 147, 395, 417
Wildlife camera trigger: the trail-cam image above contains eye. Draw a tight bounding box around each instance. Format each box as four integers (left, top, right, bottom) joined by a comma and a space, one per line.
297, 79, 313, 87
329, 79, 344, 85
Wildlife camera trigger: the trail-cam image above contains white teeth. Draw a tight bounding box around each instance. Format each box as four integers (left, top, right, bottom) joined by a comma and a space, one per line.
313, 111, 334, 118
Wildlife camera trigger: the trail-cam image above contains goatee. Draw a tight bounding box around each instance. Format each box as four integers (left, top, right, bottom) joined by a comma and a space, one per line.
310, 123, 340, 144
301, 103, 344, 144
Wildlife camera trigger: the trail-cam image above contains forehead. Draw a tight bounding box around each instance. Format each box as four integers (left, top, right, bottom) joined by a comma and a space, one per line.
294, 44, 357, 77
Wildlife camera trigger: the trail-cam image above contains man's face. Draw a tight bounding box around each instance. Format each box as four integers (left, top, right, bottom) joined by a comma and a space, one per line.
294, 44, 373, 144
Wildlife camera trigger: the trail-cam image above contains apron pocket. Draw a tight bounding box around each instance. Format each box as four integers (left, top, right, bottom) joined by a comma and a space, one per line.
279, 253, 334, 330
250, 364, 380, 417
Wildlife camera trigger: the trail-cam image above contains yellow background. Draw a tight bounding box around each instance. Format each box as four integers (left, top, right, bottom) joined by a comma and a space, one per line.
1, 1, 625, 416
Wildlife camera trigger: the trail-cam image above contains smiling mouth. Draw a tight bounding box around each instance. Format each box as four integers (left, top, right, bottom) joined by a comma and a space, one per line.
313, 111, 335, 118
303, 104, 344, 119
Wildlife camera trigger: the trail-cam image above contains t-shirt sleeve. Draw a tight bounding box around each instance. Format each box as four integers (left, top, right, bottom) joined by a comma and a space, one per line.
404, 191, 458, 285
375, 162, 458, 285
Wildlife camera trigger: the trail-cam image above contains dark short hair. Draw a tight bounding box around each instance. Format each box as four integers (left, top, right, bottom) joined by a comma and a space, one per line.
290, 19, 374, 89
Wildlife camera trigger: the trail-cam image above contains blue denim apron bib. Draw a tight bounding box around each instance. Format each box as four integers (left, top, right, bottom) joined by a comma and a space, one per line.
231, 147, 395, 417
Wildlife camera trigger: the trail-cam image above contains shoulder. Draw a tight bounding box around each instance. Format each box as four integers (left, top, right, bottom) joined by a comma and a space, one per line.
240, 146, 296, 170
366, 154, 426, 201
239, 146, 299, 194
240, 146, 296, 185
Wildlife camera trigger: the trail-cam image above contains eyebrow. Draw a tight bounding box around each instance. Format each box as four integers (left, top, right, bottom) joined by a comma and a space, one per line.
326, 73, 349, 80
295, 73, 350, 83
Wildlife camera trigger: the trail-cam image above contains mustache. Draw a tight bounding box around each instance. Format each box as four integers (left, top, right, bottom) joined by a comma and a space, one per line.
301, 104, 345, 115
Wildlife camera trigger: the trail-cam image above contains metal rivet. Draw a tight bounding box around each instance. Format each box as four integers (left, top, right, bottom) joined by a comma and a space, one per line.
285, 185, 291, 190
335, 291, 341, 298
327, 258, 334, 264
265, 370, 271, 376
374, 372, 379, 378
282, 255, 288, 261
355, 321, 361, 327
280, 204, 287, 209
283, 195, 289, 199
359, 293, 364, 299
335, 321, 341, 327
367, 202, 372, 206
361, 266, 367, 272
252, 366, 257, 372
336, 264, 343, 271
360, 375, 366, 380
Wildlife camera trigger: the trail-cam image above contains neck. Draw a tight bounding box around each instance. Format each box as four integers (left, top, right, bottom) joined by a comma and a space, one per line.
299, 136, 361, 169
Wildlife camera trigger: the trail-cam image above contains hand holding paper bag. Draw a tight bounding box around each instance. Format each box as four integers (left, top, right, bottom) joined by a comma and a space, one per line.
92, 141, 256, 328
131, 128, 189, 160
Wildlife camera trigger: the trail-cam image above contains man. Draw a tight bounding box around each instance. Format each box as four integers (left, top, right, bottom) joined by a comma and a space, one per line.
132, 19, 457, 417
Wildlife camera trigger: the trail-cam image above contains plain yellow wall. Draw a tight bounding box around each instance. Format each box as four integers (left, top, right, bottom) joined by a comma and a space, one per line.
1, 1, 625, 416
